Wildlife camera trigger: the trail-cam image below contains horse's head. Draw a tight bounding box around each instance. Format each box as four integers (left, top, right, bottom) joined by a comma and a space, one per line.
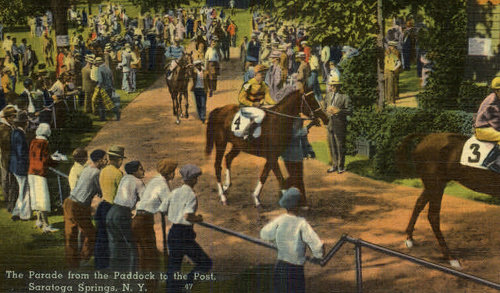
301, 91, 329, 126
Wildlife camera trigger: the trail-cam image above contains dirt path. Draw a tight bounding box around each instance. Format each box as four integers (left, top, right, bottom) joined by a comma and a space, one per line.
86, 48, 500, 292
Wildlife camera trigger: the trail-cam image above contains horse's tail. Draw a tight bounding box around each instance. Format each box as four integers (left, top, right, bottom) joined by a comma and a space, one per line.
395, 133, 427, 176
205, 107, 222, 156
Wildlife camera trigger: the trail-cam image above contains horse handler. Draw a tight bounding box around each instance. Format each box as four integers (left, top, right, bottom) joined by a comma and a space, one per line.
162, 164, 212, 292
191, 60, 210, 123
260, 187, 324, 293
205, 40, 220, 97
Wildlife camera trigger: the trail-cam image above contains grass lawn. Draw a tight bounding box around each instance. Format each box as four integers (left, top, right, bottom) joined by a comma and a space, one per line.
311, 141, 500, 205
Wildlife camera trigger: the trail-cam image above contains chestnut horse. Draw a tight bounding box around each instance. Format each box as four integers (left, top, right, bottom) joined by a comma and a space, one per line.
165, 53, 193, 124
205, 90, 329, 207
397, 132, 500, 268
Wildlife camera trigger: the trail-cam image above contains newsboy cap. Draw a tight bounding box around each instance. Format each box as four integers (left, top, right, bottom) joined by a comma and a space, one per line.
179, 164, 202, 181
279, 187, 301, 209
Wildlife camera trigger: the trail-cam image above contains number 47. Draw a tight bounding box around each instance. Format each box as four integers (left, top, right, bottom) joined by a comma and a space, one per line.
184, 283, 193, 290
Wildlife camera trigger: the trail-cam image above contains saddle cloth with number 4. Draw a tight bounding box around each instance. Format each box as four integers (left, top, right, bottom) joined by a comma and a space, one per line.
231, 109, 262, 138
460, 136, 497, 171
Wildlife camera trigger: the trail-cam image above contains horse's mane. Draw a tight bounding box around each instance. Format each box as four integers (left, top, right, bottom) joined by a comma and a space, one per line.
270, 87, 300, 109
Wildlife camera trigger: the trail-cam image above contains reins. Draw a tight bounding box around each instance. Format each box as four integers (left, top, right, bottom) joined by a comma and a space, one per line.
261, 92, 320, 121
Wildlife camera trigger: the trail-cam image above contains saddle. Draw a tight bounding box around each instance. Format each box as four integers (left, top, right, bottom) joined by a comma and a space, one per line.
460, 136, 500, 172
231, 109, 262, 139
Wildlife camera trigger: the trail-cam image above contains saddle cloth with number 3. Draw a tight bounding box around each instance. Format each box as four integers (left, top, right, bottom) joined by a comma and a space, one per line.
460, 136, 496, 170
231, 110, 262, 138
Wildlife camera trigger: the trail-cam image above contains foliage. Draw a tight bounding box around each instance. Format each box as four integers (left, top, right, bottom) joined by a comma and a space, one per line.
341, 37, 378, 109
0, 0, 49, 26
261, 0, 378, 47
456, 81, 490, 113
62, 111, 93, 133
129, 0, 201, 13
414, 0, 468, 110
347, 107, 474, 176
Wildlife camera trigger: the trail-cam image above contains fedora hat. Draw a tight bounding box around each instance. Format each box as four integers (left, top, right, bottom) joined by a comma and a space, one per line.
107, 145, 126, 158
1, 106, 17, 118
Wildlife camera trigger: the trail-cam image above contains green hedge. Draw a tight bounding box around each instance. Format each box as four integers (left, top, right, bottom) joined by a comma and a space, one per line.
347, 107, 474, 176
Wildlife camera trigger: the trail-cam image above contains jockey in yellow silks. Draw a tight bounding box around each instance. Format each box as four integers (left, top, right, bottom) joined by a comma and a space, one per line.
238, 64, 276, 140
475, 77, 500, 143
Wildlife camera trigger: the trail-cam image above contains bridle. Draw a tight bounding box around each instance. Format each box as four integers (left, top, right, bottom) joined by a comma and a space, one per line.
262, 91, 322, 121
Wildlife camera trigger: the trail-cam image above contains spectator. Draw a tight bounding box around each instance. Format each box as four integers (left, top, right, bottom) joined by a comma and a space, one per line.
204, 40, 220, 97
68, 147, 88, 191
82, 55, 96, 113
246, 33, 260, 69
22, 45, 38, 77
28, 123, 59, 232
64, 149, 107, 267
107, 160, 145, 271
43, 34, 54, 67
384, 41, 401, 104
320, 43, 330, 82
0, 106, 18, 213
323, 78, 351, 174
163, 164, 212, 292
9, 111, 30, 221
132, 158, 177, 292
260, 187, 324, 293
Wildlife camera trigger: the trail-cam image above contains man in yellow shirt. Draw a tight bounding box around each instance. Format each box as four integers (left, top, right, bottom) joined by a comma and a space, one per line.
238, 64, 276, 140
95, 145, 125, 269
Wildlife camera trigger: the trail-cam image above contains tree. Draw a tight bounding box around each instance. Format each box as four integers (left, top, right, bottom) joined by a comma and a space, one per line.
129, 0, 201, 14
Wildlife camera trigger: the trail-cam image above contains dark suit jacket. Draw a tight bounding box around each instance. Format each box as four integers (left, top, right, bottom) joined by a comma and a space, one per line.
9, 128, 29, 176
0, 123, 13, 169
190, 69, 210, 92
322, 91, 352, 131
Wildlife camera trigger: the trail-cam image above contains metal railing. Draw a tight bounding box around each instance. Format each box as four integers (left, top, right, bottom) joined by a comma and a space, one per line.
49, 168, 500, 292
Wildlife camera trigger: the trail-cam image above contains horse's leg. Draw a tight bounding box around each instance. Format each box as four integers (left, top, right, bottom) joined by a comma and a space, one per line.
214, 139, 228, 205
427, 189, 461, 268
223, 147, 240, 191
252, 160, 273, 208
184, 91, 189, 118
173, 92, 181, 124
271, 162, 285, 193
405, 191, 430, 248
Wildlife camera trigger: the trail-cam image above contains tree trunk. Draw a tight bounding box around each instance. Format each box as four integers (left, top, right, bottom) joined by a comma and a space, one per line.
376, 0, 385, 109
51, 0, 70, 48
88, 0, 92, 15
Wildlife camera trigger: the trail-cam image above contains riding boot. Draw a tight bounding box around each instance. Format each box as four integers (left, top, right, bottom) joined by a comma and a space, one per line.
482, 144, 500, 172
245, 121, 259, 141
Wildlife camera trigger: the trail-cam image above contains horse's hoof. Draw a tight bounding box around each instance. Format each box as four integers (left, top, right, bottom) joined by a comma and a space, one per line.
176, 120, 180, 125
405, 239, 414, 249
223, 183, 231, 192
180, 113, 184, 118
450, 259, 462, 269
185, 113, 189, 118
220, 200, 228, 206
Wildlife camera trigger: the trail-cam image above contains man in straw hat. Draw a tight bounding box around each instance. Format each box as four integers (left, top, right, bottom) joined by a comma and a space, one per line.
92, 56, 119, 121
260, 187, 324, 293
384, 40, 401, 104
295, 51, 310, 92
0, 106, 18, 212
82, 54, 96, 113
323, 77, 351, 174
238, 64, 276, 140
474, 77, 500, 171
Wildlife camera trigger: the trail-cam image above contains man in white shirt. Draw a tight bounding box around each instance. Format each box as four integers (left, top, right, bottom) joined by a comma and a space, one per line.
106, 161, 145, 271
204, 40, 220, 97
261, 187, 324, 293
132, 159, 177, 291
162, 164, 212, 292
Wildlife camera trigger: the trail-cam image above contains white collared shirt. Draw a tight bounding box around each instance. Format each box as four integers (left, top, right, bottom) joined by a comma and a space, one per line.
113, 174, 145, 209
205, 47, 219, 62
135, 174, 171, 213
260, 214, 323, 265
160, 184, 197, 225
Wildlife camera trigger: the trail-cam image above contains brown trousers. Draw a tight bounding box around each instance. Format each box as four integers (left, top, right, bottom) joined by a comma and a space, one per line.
63, 198, 96, 268
131, 213, 159, 291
